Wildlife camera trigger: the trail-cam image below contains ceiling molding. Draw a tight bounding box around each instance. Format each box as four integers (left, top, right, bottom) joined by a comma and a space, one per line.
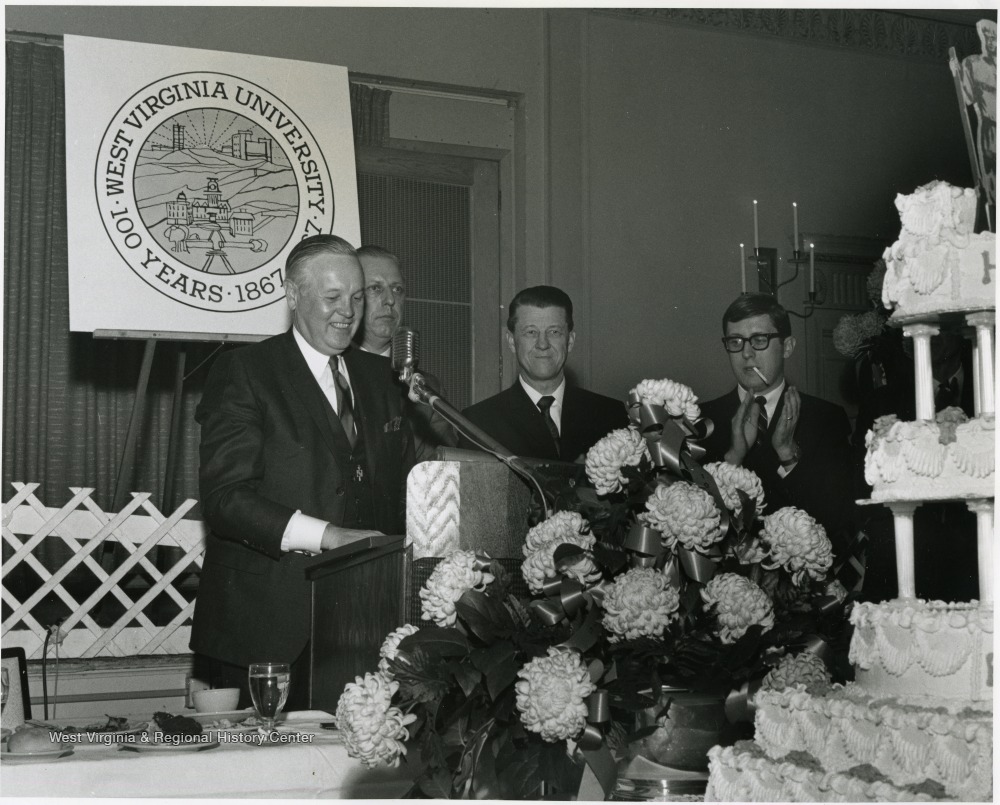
597, 8, 984, 62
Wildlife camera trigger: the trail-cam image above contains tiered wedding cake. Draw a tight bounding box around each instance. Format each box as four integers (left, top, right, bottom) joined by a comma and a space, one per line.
707, 183, 995, 802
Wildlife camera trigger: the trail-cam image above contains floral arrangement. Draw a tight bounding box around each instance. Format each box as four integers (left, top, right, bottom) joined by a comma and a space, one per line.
833, 259, 890, 359
336, 378, 852, 799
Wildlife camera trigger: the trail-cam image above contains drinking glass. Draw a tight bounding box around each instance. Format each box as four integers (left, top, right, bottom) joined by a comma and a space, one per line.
1, 668, 9, 714
248, 662, 290, 732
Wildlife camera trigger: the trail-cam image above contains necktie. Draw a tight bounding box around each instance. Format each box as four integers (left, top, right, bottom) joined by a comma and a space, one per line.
935, 377, 960, 411
537, 395, 561, 457
331, 356, 356, 448
754, 396, 768, 444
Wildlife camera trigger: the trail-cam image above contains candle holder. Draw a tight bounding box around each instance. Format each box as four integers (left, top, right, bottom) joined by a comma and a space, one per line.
745, 247, 778, 295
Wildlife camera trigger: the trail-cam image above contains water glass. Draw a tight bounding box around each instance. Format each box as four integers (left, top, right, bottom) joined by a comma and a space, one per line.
248, 662, 290, 732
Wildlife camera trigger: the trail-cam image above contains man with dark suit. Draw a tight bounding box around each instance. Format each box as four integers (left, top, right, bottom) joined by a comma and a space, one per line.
461, 286, 628, 462
355, 245, 457, 461
191, 235, 414, 707
699, 293, 856, 559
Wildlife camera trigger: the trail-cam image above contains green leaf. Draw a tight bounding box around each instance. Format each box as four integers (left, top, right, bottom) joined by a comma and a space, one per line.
455, 589, 515, 643
470, 641, 519, 700
416, 768, 454, 799
399, 627, 470, 657
451, 661, 482, 698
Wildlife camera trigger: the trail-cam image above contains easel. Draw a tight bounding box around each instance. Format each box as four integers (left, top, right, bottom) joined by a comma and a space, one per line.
93, 329, 265, 573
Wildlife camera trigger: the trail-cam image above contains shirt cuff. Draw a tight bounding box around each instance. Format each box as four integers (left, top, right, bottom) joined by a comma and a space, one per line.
776, 462, 797, 479
280, 511, 328, 554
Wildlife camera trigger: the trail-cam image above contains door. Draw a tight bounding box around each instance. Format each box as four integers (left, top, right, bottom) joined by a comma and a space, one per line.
356, 146, 502, 412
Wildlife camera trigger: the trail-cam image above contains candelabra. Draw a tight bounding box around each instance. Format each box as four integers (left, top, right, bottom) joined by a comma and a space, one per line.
739, 200, 822, 319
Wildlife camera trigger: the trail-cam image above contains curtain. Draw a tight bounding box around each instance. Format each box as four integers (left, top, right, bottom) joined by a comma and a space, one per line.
350, 83, 391, 147
3, 40, 212, 515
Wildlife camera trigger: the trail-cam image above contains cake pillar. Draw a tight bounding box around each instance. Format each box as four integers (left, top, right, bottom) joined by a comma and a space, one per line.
965, 312, 995, 415
886, 502, 919, 599
903, 323, 939, 421
966, 499, 994, 606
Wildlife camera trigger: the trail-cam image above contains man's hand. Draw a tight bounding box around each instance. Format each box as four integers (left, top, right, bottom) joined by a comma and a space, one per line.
772, 386, 801, 465
724, 392, 759, 466
320, 524, 386, 552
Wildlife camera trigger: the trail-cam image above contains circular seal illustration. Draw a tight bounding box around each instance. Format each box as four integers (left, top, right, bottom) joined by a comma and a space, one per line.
95, 72, 334, 312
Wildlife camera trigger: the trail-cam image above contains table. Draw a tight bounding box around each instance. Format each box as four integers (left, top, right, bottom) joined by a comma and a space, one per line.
1, 711, 415, 799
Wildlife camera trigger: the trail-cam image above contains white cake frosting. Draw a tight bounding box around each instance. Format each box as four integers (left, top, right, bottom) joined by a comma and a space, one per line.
864, 408, 995, 501
706, 741, 947, 801
881, 181, 996, 319
752, 686, 992, 801
849, 599, 993, 702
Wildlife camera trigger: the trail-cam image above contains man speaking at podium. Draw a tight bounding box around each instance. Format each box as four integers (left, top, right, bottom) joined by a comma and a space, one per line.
191, 235, 414, 707
461, 286, 628, 462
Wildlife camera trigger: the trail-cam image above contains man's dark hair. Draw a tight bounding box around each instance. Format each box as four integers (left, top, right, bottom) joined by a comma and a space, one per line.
721, 292, 791, 339
286, 234, 357, 284
506, 285, 574, 332
357, 245, 400, 265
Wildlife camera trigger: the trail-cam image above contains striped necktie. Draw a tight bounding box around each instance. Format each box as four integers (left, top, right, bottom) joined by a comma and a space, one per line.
537, 395, 561, 457
331, 355, 356, 448
754, 396, 768, 444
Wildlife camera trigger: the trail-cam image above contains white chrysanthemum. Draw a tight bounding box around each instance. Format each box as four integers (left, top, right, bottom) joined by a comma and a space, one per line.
377, 624, 420, 676
521, 512, 599, 594
630, 378, 701, 421
640, 482, 724, 553
701, 573, 775, 644
419, 550, 495, 627
602, 566, 680, 642
335, 672, 417, 768
523, 511, 591, 554
832, 310, 885, 358
760, 507, 833, 585
515, 648, 596, 742
704, 461, 765, 517
761, 652, 831, 693
585, 427, 648, 494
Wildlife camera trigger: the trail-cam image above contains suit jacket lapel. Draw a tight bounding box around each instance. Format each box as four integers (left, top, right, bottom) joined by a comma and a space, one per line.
275, 330, 353, 462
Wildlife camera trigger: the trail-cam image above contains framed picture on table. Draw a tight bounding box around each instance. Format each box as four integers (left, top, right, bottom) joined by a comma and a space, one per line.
1, 647, 31, 730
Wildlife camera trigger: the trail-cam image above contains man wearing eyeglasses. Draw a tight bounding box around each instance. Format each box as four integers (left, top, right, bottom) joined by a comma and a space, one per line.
699, 293, 856, 559
356, 245, 457, 460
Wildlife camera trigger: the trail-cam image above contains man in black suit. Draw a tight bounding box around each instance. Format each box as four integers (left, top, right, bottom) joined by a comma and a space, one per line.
699, 293, 856, 559
191, 235, 414, 706
461, 286, 628, 462
355, 245, 456, 461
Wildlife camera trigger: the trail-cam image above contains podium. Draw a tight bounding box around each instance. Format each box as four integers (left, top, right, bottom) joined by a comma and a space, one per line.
305, 534, 408, 713
304, 452, 586, 712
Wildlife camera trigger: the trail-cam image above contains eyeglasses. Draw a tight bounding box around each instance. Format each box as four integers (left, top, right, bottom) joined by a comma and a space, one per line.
364, 283, 405, 300
721, 333, 782, 353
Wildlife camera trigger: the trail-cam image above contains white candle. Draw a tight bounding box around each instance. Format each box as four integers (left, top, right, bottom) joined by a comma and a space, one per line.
753, 200, 760, 251
740, 243, 746, 292
809, 242, 816, 293
792, 202, 799, 253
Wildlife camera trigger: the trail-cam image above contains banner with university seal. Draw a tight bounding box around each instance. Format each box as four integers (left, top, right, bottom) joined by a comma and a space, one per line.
65, 35, 360, 336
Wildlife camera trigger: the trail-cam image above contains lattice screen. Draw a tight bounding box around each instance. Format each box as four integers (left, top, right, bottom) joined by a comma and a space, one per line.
358, 174, 472, 411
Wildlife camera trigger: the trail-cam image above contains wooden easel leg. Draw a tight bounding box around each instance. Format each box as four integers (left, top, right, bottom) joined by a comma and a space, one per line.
161, 343, 187, 513
99, 339, 156, 588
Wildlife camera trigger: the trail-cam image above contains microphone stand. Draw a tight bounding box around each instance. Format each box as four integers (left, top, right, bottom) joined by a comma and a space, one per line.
404, 370, 553, 517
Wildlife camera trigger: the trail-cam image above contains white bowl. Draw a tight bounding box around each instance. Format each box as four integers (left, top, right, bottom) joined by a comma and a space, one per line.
192, 688, 240, 714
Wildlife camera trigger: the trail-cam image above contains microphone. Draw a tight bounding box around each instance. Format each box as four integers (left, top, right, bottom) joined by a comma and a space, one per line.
392, 326, 419, 382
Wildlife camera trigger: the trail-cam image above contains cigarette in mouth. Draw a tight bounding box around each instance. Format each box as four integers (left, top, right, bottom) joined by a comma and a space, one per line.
752, 366, 769, 384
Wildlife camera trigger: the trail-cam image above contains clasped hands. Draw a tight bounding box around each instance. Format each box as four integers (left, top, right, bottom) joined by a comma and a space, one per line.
724, 386, 801, 468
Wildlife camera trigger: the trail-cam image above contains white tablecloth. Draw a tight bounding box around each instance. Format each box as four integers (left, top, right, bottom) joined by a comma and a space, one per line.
1, 711, 414, 799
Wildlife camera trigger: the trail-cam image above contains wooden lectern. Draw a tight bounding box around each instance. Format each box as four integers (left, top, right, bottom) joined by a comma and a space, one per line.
305, 534, 407, 713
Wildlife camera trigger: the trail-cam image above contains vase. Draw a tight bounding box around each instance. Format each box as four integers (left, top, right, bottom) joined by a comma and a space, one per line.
610, 686, 746, 801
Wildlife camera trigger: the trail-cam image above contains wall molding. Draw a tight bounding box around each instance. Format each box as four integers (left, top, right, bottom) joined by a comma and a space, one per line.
599, 8, 981, 62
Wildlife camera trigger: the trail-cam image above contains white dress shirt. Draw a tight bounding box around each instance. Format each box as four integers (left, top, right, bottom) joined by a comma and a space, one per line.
519, 376, 566, 434
280, 329, 356, 554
